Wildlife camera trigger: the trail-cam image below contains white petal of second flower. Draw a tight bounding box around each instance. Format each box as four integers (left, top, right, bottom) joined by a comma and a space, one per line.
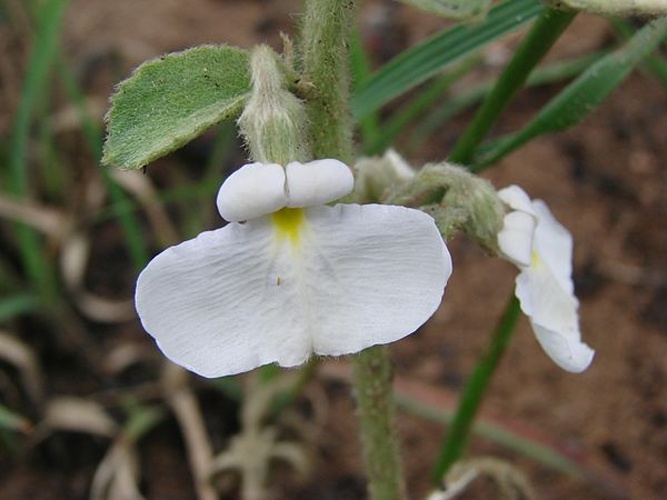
498, 211, 536, 267
515, 255, 594, 373
498, 185, 536, 216
135, 204, 450, 378
531, 200, 574, 294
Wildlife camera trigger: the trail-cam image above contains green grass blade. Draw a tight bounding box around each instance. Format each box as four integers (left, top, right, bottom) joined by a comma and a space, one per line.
8, 0, 69, 299
0, 405, 30, 433
475, 17, 667, 170
56, 61, 150, 269
349, 28, 382, 149
448, 7, 577, 164
0, 294, 40, 322
352, 0, 544, 119
432, 294, 521, 481
407, 51, 607, 151
365, 55, 481, 155
611, 18, 667, 88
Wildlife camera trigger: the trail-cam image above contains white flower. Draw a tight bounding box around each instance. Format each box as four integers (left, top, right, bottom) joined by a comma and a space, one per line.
136, 159, 452, 378
497, 185, 594, 373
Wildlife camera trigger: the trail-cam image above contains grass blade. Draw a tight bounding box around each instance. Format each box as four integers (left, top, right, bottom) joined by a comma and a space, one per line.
8, 0, 69, 299
448, 7, 577, 164
352, 0, 544, 119
475, 17, 667, 170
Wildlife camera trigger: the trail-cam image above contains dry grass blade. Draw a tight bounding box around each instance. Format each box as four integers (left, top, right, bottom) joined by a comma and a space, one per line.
90, 439, 146, 500
49, 97, 106, 134
427, 457, 536, 500
0, 330, 44, 404
162, 363, 218, 500
43, 396, 118, 438
111, 170, 180, 247
0, 193, 71, 238
60, 230, 135, 323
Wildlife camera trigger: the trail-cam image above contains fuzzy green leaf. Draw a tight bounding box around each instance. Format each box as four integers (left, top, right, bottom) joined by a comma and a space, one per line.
103, 45, 251, 170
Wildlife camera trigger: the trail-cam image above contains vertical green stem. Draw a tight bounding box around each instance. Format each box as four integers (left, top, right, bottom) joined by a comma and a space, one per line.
352, 346, 407, 500
448, 7, 577, 165
432, 294, 521, 483
301, 0, 356, 162
301, 1, 405, 498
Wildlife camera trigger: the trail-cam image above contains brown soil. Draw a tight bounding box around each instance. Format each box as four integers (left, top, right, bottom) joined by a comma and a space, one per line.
2, 2, 667, 499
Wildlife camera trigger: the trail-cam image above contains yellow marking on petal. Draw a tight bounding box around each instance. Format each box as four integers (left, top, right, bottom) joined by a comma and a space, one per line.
531, 249, 542, 267
272, 207, 305, 245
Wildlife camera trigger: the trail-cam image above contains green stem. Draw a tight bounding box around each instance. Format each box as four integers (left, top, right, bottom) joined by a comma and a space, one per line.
432, 294, 521, 483
352, 346, 407, 500
448, 7, 576, 165
300, 0, 356, 162
301, 1, 405, 498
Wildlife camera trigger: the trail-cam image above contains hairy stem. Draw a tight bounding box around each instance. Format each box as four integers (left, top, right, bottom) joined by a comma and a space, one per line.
301, 1, 406, 498
352, 346, 407, 500
300, 0, 356, 162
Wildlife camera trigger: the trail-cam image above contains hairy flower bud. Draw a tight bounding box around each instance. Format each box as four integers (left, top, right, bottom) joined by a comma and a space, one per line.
237, 45, 311, 164
353, 150, 416, 202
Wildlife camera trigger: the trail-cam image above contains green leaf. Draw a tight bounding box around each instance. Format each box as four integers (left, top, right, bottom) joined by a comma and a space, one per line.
0, 294, 40, 322
475, 17, 667, 170
0, 405, 30, 433
352, 0, 545, 119
103, 45, 251, 170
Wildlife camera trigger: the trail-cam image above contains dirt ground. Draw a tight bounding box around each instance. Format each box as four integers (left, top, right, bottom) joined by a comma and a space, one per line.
2, 1, 667, 499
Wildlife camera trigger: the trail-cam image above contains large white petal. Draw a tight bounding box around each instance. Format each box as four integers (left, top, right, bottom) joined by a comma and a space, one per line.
285, 159, 353, 207
301, 204, 451, 355
515, 255, 594, 373
136, 219, 312, 378
216, 162, 287, 221
136, 204, 450, 378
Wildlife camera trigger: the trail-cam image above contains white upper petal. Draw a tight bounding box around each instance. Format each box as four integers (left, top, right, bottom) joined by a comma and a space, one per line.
498, 211, 536, 267
498, 185, 536, 215
285, 159, 354, 207
135, 203, 450, 378
216, 162, 288, 221
497, 185, 538, 267
515, 254, 594, 373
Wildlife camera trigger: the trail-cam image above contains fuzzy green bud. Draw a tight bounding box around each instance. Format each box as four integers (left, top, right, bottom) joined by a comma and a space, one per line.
546, 0, 667, 18
353, 150, 416, 203
388, 162, 505, 246
438, 165, 505, 248
237, 45, 311, 165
